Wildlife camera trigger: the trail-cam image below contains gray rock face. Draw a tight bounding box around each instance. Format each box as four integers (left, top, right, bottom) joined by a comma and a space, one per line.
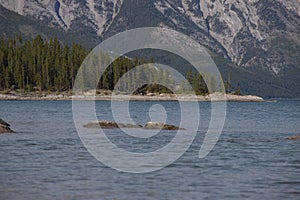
0, 119, 14, 133
153, 0, 300, 74
0, 0, 123, 35
144, 122, 185, 130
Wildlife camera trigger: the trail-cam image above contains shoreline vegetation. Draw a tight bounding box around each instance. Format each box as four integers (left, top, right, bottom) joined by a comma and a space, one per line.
0, 35, 258, 101
0, 90, 264, 102
0, 35, 274, 102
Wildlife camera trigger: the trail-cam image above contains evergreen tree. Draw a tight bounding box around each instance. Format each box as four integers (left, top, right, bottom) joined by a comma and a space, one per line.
0, 35, 211, 95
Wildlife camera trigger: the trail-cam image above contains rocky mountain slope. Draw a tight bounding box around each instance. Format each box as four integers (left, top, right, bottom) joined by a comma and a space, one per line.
156, 0, 299, 74
0, 0, 299, 97
0, 0, 123, 35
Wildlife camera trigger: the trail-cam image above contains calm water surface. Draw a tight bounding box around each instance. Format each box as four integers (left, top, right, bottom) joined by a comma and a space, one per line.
0, 100, 299, 200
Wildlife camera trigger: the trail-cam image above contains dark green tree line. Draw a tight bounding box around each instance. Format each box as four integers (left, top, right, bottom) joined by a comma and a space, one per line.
0, 35, 87, 91
0, 35, 211, 95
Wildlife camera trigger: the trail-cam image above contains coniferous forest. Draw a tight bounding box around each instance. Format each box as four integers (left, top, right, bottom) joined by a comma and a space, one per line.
0, 35, 211, 95
0, 35, 87, 92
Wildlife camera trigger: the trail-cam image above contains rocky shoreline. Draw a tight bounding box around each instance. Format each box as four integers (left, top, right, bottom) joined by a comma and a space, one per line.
0, 91, 265, 102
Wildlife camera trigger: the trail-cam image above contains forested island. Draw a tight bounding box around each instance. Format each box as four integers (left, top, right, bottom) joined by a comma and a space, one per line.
0, 35, 259, 101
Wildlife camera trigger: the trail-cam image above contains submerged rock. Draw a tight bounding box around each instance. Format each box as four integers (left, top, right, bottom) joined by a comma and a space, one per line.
144, 122, 185, 130
83, 121, 142, 129
286, 135, 300, 140
0, 119, 14, 133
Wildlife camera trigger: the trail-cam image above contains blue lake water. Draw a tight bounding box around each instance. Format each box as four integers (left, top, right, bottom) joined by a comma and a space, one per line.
0, 100, 299, 199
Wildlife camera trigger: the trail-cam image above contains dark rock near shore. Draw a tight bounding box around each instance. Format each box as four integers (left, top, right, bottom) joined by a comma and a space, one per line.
286, 135, 300, 140
83, 121, 142, 129
144, 122, 185, 130
0, 119, 14, 133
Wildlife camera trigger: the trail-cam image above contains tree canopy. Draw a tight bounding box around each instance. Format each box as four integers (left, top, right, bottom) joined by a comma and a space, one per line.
0, 35, 212, 95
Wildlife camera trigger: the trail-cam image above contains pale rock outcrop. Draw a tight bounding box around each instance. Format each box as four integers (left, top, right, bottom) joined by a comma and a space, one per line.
144, 121, 185, 130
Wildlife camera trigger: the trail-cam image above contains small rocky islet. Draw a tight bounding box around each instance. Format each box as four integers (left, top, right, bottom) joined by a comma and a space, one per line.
144, 121, 185, 130
83, 121, 142, 129
83, 120, 185, 130
0, 119, 14, 133
84, 120, 300, 139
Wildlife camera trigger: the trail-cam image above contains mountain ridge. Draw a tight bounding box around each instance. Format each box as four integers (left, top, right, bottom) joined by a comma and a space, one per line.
0, 0, 299, 98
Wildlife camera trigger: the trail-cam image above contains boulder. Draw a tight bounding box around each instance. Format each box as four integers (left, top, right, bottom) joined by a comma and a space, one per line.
144, 122, 185, 130
84, 120, 184, 130
84, 121, 142, 129
118, 123, 143, 129
0, 119, 14, 133
286, 135, 300, 140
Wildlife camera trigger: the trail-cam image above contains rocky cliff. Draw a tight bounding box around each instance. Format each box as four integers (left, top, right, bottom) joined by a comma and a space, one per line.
0, 0, 123, 35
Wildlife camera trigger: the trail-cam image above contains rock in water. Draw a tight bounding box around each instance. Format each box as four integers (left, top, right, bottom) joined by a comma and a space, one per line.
83, 121, 142, 129
144, 122, 185, 130
83, 121, 184, 130
286, 135, 300, 140
0, 119, 14, 133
